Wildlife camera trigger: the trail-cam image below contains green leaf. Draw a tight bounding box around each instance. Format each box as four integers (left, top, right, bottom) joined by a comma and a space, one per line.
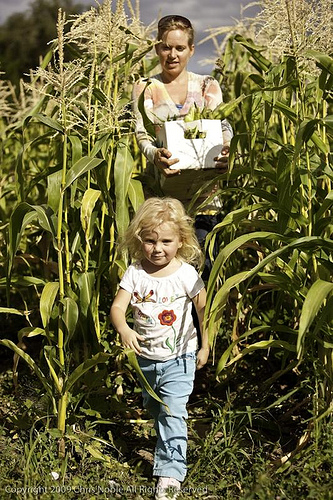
294, 119, 329, 159
124, 349, 169, 410
1, 276, 46, 287
47, 169, 62, 213
272, 100, 297, 123
7, 203, 56, 287
206, 234, 333, 346
80, 188, 101, 235
43, 345, 62, 393
34, 113, 64, 133
76, 271, 95, 317
0, 307, 25, 315
128, 178, 145, 212
306, 50, 333, 75
315, 190, 333, 221
0, 339, 52, 397
211, 94, 247, 119
68, 135, 83, 166
65, 352, 110, 391
216, 339, 296, 377
137, 80, 156, 137
61, 297, 79, 341
323, 115, 333, 129
234, 34, 271, 72
40, 282, 59, 329
18, 327, 45, 343
297, 280, 333, 357
63, 156, 104, 191
114, 137, 134, 235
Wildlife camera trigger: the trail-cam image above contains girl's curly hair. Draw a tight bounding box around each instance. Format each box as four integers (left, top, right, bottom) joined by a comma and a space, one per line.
120, 197, 203, 268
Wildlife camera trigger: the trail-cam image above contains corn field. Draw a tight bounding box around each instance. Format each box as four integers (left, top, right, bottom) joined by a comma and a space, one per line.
0, 0, 332, 484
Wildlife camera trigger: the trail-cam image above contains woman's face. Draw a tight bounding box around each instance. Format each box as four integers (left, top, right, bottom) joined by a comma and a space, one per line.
156, 29, 194, 78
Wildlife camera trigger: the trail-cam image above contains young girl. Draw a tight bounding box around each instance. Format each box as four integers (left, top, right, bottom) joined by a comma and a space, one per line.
110, 197, 209, 500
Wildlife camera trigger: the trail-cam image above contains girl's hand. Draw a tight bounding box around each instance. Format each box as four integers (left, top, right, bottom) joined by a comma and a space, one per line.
196, 347, 209, 370
154, 147, 180, 177
120, 327, 145, 355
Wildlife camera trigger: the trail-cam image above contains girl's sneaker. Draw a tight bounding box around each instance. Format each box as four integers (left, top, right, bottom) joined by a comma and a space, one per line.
155, 477, 181, 500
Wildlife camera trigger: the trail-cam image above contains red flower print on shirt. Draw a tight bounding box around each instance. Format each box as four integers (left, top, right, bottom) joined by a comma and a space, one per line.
158, 310, 177, 352
158, 310, 177, 326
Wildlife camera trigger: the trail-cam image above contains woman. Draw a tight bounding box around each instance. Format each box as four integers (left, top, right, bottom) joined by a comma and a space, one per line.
132, 15, 232, 277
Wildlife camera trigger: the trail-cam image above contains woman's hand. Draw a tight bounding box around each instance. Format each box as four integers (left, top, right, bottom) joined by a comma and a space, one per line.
154, 147, 181, 177
214, 144, 230, 172
119, 326, 145, 355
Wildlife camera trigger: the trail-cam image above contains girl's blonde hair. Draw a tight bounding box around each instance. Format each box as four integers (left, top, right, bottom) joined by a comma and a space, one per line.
121, 197, 203, 267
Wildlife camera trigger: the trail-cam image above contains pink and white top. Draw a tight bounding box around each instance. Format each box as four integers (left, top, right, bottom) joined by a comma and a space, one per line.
132, 72, 233, 164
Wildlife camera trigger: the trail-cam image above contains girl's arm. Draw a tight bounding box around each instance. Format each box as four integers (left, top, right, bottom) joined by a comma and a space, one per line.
110, 288, 144, 355
192, 287, 210, 369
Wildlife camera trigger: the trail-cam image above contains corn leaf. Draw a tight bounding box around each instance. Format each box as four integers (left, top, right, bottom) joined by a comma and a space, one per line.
80, 188, 101, 235
18, 327, 45, 342
128, 178, 145, 212
65, 352, 111, 391
297, 279, 333, 358
137, 80, 155, 137
76, 271, 95, 318
61, 297, 79, 341
40, 282, 59, 329
0, 339, 52, 397
124, 349, 169, 410
0, 307, 25, 315
33, 113, 64, 133
64, 157, 104, 190
216, 339, 296, 377
114, 137, 134, 235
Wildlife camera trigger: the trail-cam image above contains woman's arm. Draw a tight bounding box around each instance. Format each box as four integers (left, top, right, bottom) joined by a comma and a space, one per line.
192, 288, 209, 369
110, 288, 144, 355
132, 80, 180, 176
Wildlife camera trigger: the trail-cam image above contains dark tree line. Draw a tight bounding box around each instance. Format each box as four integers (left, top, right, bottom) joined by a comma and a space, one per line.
0, 0, 86, 88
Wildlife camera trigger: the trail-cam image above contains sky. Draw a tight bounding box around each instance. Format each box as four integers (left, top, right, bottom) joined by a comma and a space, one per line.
0, 0, 261, 73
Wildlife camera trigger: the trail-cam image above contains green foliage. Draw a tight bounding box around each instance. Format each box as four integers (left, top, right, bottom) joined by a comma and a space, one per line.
204, 33, 333, 459
0, 0, 332, 488
0, 0, 152, 445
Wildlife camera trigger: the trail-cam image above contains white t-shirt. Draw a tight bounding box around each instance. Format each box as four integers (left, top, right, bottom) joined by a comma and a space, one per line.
119, 261, 205, 361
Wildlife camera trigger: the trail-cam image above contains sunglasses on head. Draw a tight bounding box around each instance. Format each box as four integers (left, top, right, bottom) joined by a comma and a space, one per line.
158, 15, 192, 29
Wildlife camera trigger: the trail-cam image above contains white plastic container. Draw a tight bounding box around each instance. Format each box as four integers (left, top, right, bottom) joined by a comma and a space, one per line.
157, 119, 223, 170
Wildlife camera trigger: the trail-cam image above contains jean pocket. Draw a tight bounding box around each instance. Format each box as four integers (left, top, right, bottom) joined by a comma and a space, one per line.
179, 351, 196, 361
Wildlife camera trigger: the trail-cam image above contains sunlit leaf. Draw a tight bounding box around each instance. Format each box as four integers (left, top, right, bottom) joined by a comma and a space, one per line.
80, 188, 101, 235
63, 157, 104, 190
114, 137, 133, 235
297, 280, 333, 358
40, 282, 59, 329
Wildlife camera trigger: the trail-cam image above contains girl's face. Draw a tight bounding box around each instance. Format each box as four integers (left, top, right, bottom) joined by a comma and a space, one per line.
141, 222, 182, 268
156, 29, 194, 79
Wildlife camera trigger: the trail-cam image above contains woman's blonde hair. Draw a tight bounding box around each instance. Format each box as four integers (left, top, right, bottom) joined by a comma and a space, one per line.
157, 15, 195, 46
121, 197, 203, 267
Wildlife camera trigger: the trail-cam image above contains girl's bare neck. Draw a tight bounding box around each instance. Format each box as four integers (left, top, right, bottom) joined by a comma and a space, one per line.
141, 258, 182, 277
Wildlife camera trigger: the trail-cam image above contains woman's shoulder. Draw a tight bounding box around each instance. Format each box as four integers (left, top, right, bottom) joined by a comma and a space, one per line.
132, 74, 164, 98
188, 72, 220, 96
133, 74, 163, 87
188, 72, 218, 84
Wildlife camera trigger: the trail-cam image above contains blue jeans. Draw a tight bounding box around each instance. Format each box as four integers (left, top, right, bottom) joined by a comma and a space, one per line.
138, 353, 196, 482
